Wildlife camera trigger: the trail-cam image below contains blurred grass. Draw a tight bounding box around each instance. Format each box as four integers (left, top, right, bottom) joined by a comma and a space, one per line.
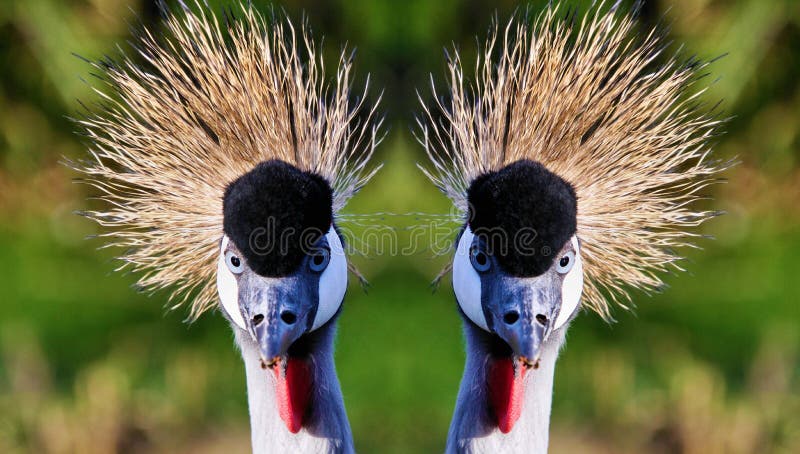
1, 0, 799, 453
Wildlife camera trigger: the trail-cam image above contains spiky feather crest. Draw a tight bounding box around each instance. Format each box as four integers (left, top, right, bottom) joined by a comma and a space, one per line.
419, 3, 728, 319
73, 3, 381, 319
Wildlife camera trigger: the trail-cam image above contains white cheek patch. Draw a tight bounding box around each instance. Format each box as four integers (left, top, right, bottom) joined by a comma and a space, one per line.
554, 236, 583, 330
217, 236, 247, 330
313, 227, 348, 331
452, 227, 489, 331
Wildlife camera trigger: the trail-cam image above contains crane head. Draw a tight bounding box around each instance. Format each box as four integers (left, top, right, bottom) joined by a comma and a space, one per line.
420, 3, 729, 438
452, 160, 582, 431
72, 3, 380, 437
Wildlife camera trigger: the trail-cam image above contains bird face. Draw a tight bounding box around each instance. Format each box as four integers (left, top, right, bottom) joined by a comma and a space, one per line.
453, 226, 583, 365
215, 159, 344, 366
455, 159, 581, 366
216, 226, 348, 363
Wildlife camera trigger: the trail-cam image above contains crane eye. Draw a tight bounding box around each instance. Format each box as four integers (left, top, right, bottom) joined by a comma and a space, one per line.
309, 247, 331, 272
556, 251, 575, 274
453, 227, 489, 331
312, 229, 347, 331
469, 246, 491, 272
225, 251, 245, 274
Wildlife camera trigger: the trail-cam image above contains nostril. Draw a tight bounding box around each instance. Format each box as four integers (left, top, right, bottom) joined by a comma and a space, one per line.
535, 314, 548, 326
252, 314, 264, 326
280, 310, 297, 325
503, 310, 520, 325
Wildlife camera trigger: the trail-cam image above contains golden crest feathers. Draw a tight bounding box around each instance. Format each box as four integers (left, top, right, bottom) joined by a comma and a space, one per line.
419, 3, 729, 318
73, 2, 380, 319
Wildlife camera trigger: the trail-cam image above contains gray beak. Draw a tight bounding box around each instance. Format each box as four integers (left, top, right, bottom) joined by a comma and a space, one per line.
485, 274, 561, 364
241, 276, 314, 364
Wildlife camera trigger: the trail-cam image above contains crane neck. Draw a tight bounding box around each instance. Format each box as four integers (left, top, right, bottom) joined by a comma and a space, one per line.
235, 321, 353, 454
446, 320, 566, 454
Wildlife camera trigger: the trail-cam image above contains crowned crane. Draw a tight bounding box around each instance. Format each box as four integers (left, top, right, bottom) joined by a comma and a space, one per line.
72, 4, 379, 453
420, 3, 729, 452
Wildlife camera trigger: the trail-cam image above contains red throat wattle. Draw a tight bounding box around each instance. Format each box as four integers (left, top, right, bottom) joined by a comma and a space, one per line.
488, 357, 527, 433
272, 358, 312, 433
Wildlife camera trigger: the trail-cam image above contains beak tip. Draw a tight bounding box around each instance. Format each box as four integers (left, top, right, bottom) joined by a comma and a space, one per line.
519, 356, 541, 370
259, 355, 282, 371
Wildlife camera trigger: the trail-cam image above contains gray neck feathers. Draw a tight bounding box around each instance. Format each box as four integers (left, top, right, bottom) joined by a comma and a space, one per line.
235, 322, 353, 454
446, 320, 566, 454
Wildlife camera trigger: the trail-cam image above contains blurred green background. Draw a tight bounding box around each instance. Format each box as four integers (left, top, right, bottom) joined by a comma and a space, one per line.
1, 0, 799, 452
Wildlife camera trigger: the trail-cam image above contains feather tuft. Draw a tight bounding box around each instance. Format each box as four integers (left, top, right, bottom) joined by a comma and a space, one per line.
71, 1, 380, 319
419, 2, 730, 319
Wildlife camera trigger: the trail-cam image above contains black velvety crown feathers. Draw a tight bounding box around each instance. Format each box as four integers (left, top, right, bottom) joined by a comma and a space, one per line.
223, 160, 333, 276
467, 160, 578, 276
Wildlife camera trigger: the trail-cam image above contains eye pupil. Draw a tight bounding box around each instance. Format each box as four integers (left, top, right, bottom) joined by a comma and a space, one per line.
559, 256, 570, 267
476, 252, 487, 265
314, 254, 324, 265
230, 256, 241, 267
